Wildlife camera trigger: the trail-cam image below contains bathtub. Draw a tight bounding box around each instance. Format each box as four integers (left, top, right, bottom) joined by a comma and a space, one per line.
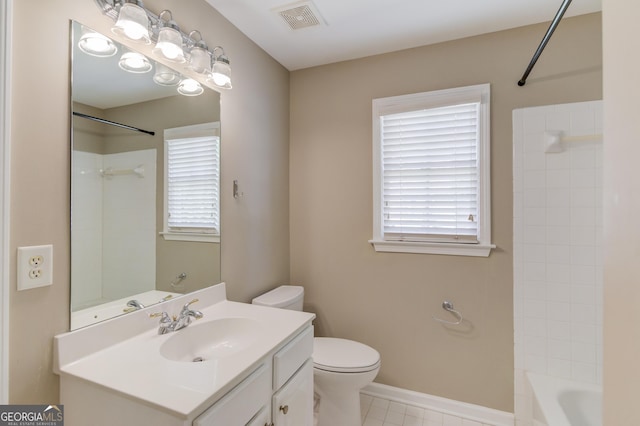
71, 290, 180, 329
527, 372, 602, 426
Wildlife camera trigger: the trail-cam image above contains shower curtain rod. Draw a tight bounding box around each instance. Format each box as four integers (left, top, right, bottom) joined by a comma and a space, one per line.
518, 0, 572, 87
72, 112, 155, 136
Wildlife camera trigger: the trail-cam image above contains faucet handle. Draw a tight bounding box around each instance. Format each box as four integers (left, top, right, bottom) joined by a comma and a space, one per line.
182, 298, 199, 310
149, 311, 172, 323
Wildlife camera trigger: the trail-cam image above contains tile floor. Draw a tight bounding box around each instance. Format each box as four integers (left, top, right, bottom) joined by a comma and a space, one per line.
360, 394, 494, 426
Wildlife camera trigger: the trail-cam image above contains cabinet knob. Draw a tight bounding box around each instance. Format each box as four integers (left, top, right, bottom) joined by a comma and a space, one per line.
279, 404, 289, 415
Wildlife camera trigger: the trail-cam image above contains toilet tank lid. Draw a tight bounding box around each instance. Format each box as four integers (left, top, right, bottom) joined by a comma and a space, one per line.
252, 285, 304, 308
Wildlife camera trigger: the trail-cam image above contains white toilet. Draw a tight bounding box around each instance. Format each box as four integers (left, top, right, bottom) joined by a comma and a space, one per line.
252, 285, 380, 426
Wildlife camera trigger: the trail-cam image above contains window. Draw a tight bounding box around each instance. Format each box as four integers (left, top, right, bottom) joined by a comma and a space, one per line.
370, 84, 493, 256
162, 122, 220, 243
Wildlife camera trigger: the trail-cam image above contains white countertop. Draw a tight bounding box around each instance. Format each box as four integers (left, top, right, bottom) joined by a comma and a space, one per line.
54, 283, 315, 419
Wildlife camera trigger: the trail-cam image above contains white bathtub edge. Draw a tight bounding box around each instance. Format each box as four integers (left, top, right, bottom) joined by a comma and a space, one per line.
362, 382, 514, 426
526, 372, 602, 426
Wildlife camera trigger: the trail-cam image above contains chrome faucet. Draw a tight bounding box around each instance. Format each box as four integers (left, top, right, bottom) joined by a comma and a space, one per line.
174, 299, 204, 331
123, 299, 146, 313
152, 311, 175, 335
150, 299, 203, 335
127, 299, 145, 309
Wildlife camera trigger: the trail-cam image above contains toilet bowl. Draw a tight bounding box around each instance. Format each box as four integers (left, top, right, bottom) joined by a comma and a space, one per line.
252, 286, 380, 426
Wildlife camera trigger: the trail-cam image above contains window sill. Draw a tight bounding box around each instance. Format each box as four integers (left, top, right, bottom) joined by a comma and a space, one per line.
160, 232, 220, 243
369, 239, 495, 257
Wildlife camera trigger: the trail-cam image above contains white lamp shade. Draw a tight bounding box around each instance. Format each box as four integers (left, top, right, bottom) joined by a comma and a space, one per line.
177, 78, 204, 96
153, 63, 181, 86
78, 28, 117, 57
153, 27, 185, 63
210, 60, 232, 88
118, 51, 152, 73
189, 47, 211, 74
112, 3, 150, 44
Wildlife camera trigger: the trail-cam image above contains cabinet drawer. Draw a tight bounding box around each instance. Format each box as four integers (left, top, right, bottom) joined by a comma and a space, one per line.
273, 326, 313, 389
193, 363, 270, 426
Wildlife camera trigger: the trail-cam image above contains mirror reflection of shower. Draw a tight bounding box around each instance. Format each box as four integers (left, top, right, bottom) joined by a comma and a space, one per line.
72, 149, 157, 311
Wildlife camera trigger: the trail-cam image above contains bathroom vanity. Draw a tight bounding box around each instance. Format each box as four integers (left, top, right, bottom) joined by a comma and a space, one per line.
54, 283, 315, 426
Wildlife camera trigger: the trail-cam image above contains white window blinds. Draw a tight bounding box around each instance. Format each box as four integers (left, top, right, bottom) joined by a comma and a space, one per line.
166, 133, 220, 235
371, 84, 492, 256
381, 102, 479, 243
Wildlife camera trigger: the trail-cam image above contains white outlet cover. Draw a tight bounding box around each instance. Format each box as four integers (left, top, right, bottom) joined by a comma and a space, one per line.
17, 245, 53, 291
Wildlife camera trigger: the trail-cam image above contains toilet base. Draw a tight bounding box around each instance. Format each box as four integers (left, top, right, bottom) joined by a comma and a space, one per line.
313, 365, 380, 426
315, 385, 362, 426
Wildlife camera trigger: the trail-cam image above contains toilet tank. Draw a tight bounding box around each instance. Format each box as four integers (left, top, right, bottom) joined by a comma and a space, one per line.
251, 285, 304, 311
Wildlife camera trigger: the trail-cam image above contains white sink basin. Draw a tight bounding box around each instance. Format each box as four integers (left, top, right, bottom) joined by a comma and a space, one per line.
159, 318, 264, 362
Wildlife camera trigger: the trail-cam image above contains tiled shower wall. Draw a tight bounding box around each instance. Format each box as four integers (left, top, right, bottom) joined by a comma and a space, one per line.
71, 149, 156, 308
101, 149, 157, 301
512, 101, 603, 423
72, 151, 104, 309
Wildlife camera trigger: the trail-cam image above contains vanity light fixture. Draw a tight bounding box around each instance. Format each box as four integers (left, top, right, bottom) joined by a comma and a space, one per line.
111, 0, 150, 44
78, 26, 118, 57
118, 51, 152, 73
177, 78, 204, 96
187, 31, 211, 74
95, 0, 233, 89
153, 63, 181, 86
152, 10, 186, 63
208, 47, 232, 89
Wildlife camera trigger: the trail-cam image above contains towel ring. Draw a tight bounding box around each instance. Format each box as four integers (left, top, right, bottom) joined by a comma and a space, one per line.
432, 300, 463, 325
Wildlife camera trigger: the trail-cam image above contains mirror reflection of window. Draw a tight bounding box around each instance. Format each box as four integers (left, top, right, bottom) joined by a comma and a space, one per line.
163, 122, 221, 243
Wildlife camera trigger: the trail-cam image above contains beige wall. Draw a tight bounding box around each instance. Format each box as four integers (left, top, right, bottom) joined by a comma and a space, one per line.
602, 0, 640, 423
290, 13, 602, 412
9, 0, 290, 403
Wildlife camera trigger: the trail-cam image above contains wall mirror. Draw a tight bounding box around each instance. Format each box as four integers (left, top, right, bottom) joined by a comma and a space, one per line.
70, 21, 222, 330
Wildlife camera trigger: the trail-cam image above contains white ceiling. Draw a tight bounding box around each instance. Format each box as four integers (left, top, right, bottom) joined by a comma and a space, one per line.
205, 0, 602, 71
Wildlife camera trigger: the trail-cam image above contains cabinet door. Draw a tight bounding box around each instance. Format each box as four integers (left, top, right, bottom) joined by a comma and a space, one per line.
246, 406, 270, 426
272, 359, 314, 426
193, 364, 270, 426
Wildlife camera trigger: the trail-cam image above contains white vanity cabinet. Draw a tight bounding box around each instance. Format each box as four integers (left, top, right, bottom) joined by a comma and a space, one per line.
246, 407, 271, 426
194, 325, 315, 426
55, 284, 316, 426
269, 326, 314, 426
193, 363, 272, 426
272, 359, 314, 426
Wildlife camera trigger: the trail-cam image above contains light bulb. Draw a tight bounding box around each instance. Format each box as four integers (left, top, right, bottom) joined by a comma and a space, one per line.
78, 30, 117, 57
178, 78, 203, 96
118, 51, 152, 73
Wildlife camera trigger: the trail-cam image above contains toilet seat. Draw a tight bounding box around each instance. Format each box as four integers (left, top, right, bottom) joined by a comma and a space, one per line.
313, 337, 381, 373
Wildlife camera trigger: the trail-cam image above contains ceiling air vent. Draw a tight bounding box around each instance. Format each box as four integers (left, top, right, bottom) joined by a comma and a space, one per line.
274, 1, 325, 30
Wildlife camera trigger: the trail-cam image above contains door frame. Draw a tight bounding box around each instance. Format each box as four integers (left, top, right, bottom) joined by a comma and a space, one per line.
0, 0, 13, 403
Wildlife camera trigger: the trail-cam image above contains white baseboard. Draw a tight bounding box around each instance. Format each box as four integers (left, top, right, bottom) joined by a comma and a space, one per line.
361, 382, 515, 426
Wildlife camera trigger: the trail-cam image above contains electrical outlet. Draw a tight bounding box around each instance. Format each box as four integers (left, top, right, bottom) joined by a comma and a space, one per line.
17, 245, 53, 291
29, 255, 43, 267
